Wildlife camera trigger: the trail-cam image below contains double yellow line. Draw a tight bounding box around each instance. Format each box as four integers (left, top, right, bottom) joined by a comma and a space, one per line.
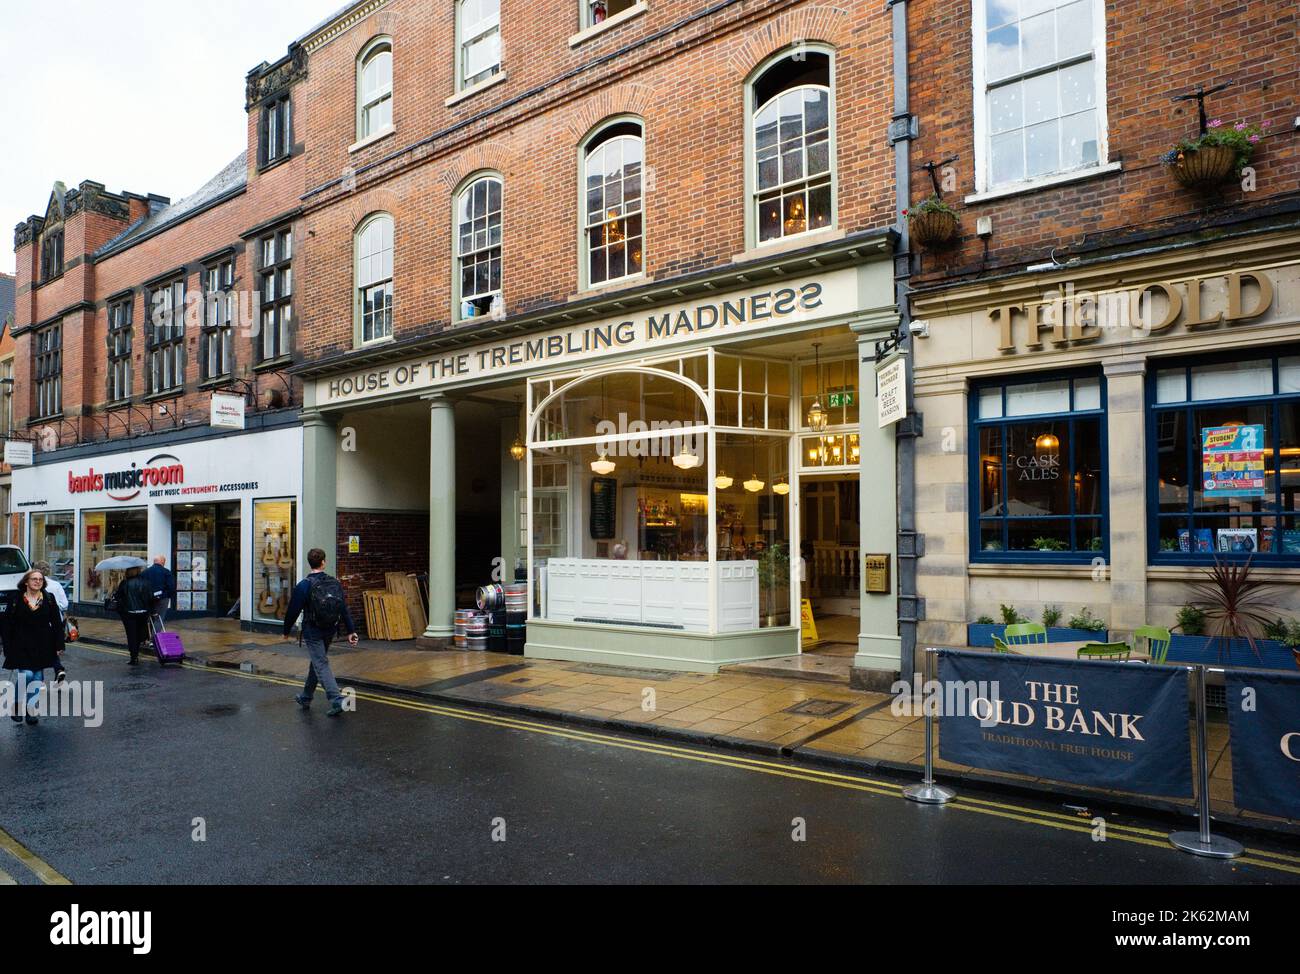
7, 642, 1298, 883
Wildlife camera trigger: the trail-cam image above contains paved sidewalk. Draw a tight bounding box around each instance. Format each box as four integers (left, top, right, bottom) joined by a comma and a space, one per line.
70, 616, 1296, 835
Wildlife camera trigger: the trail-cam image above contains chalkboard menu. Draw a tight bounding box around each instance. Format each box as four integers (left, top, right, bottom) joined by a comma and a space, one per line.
590, 477, 617, 540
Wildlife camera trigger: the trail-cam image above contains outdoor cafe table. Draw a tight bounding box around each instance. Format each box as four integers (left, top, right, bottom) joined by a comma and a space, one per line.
1005, 641, 1152, 663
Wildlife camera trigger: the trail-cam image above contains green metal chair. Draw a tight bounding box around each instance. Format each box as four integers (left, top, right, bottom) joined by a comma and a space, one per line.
1003, 622, 1047, 646
1134, 625, 1172, 664
1078, 641, 1131, 661
992, 635, 1014, 654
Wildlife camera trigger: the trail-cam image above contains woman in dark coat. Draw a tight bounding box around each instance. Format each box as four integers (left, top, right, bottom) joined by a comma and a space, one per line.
4, 568, 65, 725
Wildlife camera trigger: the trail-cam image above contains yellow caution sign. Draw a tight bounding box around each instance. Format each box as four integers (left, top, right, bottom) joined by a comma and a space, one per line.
800, 599, 820, 648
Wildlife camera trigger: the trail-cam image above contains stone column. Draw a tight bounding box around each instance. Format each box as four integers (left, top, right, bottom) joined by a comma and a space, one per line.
423, 394, 456, 642
300, 409, 339, 570
1103, 359, 1148, 636
851, 311, 903, 689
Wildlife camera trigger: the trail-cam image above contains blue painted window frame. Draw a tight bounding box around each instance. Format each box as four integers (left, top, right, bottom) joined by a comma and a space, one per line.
969, 369, 1109, 564
1146, 345, 1300, 567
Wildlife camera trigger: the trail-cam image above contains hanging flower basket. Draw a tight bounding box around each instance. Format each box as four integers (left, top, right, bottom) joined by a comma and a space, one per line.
908, 207, 960, 249
1169, 144, 1238, 189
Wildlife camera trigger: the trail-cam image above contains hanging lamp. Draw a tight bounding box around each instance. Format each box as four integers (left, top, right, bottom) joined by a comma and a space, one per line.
590, 375, 617, 475
715, 470, 733, 490
807, 342, 828, 431
743, 409, 765, 492
508, 394, 527, 461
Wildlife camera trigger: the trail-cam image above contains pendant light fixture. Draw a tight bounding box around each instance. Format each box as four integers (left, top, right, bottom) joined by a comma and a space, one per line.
773, 478, 790, 496
672, 395, 703, 469
715, 470, 733, 490
743, 410, 765, 492
590, 374, 617, 475
508, 394, 527, 462
1035, 431, 1060, 452
807, 342, 828, 432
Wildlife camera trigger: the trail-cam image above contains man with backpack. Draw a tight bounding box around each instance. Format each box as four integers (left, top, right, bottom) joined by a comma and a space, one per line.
282, 547, 359, 716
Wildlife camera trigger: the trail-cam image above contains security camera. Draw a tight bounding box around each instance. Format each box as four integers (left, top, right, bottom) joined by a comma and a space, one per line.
908, 320, 930, 339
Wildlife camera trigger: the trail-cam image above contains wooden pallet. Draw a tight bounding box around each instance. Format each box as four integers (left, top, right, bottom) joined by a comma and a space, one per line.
384, 572, 427, 636
363, 590, 415, 640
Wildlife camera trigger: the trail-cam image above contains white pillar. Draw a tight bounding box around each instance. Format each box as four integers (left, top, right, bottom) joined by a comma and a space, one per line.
424, 394, 456, 640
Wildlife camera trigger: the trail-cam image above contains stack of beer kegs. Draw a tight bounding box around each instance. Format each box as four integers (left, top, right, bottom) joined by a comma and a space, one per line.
465, 612, 488, 651
453, 609, 478, 649
476, 583, 504, 612
504, 582, 527, 655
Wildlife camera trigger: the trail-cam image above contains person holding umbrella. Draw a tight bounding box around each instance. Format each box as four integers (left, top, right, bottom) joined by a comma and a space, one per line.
3, 568, 65, 725
105, 559, 154, 665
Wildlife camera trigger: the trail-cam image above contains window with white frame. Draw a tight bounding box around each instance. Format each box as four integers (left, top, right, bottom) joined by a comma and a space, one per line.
357, 39, 393, 140
458, 0, 500, 90
583, 121, 644, 288
203, 258, 234, 380
456, 175, 502, 319
976, 0, 1104, 190
107, 298, 132, 402
356, 214, 394, 343
147, 279, 185, 394
34, 323, 62, 418
751, 51, 834, 245
582, 0, 637, 29
258, 229, 292, 362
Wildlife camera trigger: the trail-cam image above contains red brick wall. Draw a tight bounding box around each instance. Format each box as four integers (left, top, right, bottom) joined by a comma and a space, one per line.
11, 84, 309, 447
908, 0, 1300, 285
296, 0, 896, 360
334, 510, 429, 636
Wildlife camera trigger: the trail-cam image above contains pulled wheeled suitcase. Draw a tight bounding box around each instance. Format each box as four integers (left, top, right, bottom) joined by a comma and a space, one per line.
149, 615, 185, 666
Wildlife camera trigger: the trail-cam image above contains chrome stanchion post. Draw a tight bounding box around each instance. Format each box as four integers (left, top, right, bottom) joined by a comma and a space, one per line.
1170, 664, 1242, 859
904, 647, 955, 805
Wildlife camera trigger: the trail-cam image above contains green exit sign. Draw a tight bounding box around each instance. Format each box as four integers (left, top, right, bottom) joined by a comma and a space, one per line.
828, 391, 854, 408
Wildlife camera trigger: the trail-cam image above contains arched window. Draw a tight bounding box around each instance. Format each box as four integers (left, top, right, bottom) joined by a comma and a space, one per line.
456, 175, 502, 319
357, 38, 393, 140
750, 50, 833, 245
582, 120, 644, 288
355, 214, 394, 343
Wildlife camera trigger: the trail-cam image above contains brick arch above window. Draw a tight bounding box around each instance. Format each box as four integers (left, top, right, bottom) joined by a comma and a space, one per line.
563, 84, 656, 145
438, 141, 525, 193
342, 10, 403, 62
345, 188, 404, 231
725, 5, 851, 79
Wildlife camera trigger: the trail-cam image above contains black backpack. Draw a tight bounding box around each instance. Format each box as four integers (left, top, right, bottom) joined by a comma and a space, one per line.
306, 574, 346, 633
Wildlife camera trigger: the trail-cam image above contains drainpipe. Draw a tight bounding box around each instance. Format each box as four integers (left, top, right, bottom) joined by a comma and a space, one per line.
888, 0, 920, 680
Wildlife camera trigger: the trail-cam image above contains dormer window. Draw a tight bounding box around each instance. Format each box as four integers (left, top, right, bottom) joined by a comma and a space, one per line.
40, 229, 64, 283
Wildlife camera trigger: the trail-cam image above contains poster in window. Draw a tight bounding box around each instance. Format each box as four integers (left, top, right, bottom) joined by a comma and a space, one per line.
176, 551, 192, 571
191, 553, 207, 572
177, 571, 193, 591
176, 592, 192, 611
192, 568, 208, 588
178, 531, 192, 550
589, 476, 617, 540
1217, 528, 1258, 553
191, 531, 208, 550
1201, 424, 1266, 498
191, 591, 208, 612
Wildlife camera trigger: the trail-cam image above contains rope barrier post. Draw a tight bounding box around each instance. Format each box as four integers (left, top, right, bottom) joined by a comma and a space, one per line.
904, 647, 955, 805
1169, 664, 1242, 859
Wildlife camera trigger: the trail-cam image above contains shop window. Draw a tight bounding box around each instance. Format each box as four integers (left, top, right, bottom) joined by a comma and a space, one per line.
81, 509, 147, 604
527, 363, 794, 633
203, 259, 235, 380
31, 512, 75, 600
1150, 349, 1300, 563
40, 228, 63, 283
455, 175, 502, 320
582, 120, 644, 288
259, 228, 292, 362
355, 214, 394, 344
971, 372, 1107, 561
173, 512, 216, 613
259, 94, 291, 167
107, 298, 132, 402
749, 49, 834, 246
975, 0, 1106, 191
147, 279, 185, 394
714, 355, 791, 431
254, 499, 295, 623
457, 0, 500, 91
34, 322, 62, 418
357, 38, 393, 140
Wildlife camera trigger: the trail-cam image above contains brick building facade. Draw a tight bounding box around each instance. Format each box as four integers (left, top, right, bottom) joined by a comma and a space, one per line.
904, 0, 1300, 651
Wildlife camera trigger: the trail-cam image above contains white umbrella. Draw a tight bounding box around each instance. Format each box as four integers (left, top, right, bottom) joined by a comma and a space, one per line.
94, 556, 149, 571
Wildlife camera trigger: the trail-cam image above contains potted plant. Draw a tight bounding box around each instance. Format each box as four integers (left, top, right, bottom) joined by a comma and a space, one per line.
906, 194, 960, 248
1041, 605, 1062, 628
1163, 118, 1267, 190
1067, 607, 1108, 634
1176, 556, 1289, 667
757, 543, 791, 627
1033, 536, 1067, 553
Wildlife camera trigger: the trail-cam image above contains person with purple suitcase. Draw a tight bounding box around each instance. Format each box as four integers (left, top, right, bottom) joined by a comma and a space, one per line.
112, 567, 155, 665
282, 547, 359, 716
